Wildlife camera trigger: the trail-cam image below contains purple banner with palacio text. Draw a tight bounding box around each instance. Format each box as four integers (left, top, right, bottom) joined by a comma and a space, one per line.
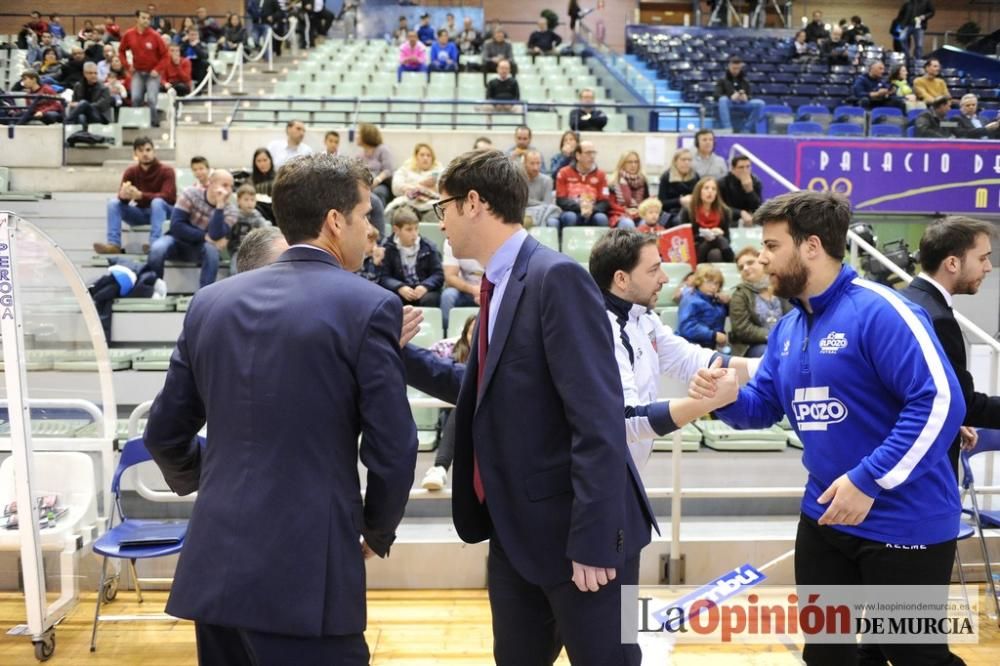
684, 135, 1000, 215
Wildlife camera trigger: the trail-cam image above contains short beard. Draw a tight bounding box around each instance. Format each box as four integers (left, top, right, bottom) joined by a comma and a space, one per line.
952, 275, 980, 296
771, 252, 809, 300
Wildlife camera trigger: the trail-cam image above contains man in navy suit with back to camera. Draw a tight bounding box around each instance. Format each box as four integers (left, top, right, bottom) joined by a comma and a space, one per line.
144, 154, 418, 665
402, 149, 656, 665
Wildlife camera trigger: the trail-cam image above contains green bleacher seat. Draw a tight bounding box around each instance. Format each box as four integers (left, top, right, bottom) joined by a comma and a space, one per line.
729, 227, 763, 252
418, 222, 446, 250
698, 421, 788, 451
111, 296, 177, 312
0, 419, 94, 438
787, 431, 803, 449
341, 71, 369, 85
420, 113, 453, 128
51, 348, 143, 372
365, 81, 394, 99
604, 113, 629, 132
661, 262, 693, 285
562, 227, 609, 263
409, 387, 440, 451
528, 226, 558, 250
711, 262, 742, 289
176, 296, 193, 312
117, 106, 150, 128
659, 307, 679, 329
65, 123, 122, 147
527, 111, 560, 131
131, 348, 174, 371
447, 307, 480, 335
0, 349, 58, 372
652, 422, 703, 452
175, 167, 196, 190
74, 418, 142, 440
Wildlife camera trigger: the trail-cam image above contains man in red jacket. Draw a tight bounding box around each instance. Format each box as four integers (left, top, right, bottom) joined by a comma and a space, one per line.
119, 9, 166, 127
14, 70, 62, 125
554, 140, 612, 229
157, 44, 193, 97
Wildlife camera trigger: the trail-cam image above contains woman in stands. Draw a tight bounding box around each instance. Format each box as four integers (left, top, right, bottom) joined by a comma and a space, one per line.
37, 48, 63, 85
729, 247, 791, 358
657, 148, 698, 226
608, 150, 649, 230
218, 14, 247, 52
251, 147, 276, 221
173, 17, 197, 45
356, 122, 395, 205
388, 142, 442, 222
678, 176, 734, 263
549, 130, 577, 175
889, 64, 921, 110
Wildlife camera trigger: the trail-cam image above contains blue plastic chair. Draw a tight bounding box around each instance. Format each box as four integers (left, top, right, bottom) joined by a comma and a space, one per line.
757, 104, 794, 134
787, 121, 824, 136
870, 124, 902, 137
960, 428, 1000, 625
833, 105, 865, 125
828, 122, 864, 136
89, 436, 201, 651
870, 107, 904, 125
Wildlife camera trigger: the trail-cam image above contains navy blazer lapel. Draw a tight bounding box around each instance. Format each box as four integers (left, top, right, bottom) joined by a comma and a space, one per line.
477, 235, 539, 404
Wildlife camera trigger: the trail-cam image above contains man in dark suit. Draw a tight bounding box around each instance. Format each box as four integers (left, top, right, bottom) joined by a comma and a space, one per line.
903, 215, 1000, 473
954, 93, 1000, 140
144, 154, 418, 665
403, 150, 656, 665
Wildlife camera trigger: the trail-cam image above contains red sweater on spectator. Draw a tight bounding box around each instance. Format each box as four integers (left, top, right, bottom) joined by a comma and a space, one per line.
119, 160, 177, 208
105, 22, 121, 40
30, 84, 63, 116
555, 164, 611, 205
119, 27, 167, 73
157, 56, 192, 87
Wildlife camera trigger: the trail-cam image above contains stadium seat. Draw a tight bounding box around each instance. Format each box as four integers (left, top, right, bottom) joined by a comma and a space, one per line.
796, 104, 833, 129
418, 222, 446, 250
117, 107, 150, 129
528, 226, 558, 250
870, 107, 904, 127
906, 108, 925, 125
729, 227, 762, 251
660, 262, 693, 286
870, 124, 902, 137
562, 227, 609, 264
828, 122, 864, 136
787, 121, 824, 136
757, 104, 793, 135
833, 105, 865, 126
605, 113, 629, 132
651, 422, 702, 452
527, 111, 560, 131
659, 306, 679, 330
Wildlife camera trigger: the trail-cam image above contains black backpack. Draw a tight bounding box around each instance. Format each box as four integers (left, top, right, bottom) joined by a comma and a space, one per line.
66, 130, 113, 147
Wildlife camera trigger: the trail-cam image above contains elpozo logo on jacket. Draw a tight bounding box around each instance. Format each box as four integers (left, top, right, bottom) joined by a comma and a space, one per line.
819, 331, 848, 354
791, 387, 848, 431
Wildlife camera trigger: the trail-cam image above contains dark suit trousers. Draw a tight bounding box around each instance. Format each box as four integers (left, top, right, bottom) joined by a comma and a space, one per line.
195, 622, 369, 666
488, 536, 641, 666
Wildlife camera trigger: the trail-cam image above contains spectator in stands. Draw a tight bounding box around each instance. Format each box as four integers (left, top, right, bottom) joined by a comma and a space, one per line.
76, 20, 96, 42
505, 125, 537, 165
568, 88, 607, 132
356, 123, 394, 204
853, 61, 906, 113
398, 30, 429, 78
157, 43, 193, 98
180, 28, 210, 88
147, 4, 163, 32
357, 223, 385, 283
954, 94, 1000, 139
97, 44, 115, 81
679, 177, 734, 263
549, 130, 578, 175
439, 238, 483, 336
719, 155, 762, 226
148, 169, 237, 290
107, 55, 131, 92
805, 10, 829, 42
48, 14, 65, 41
250, 147, 276, 220
102, 16, 121, 41
715, 57, 765, 134
789, 30, 815, 61
692, 130, 726, 181
528, 17, 562, 56
228, 184, 272, 272
105, 71, 128, 112
485, 59, 519, 108
730, 247, 791, 357
458, 17, 482, 56
235, 226, 288, 273
25, 11, 48, 39
13, 71, 62, 125
677, 263, 728, 350
96, 136, 176, 254
430, 29, 459, 72
379, 206, 444, 306
35, 48, 63, 84
444, 13, 460, 40
27, 31, 64, 65
190, 156, 211, 189
174, 17, 196, 45
914, 95, 954, 138
218, 13, 247, 52
267, 119, 313, 170
195, 7, 223, 43
394, 16, 409, 45
417, 13, 435, 46
56, 46, 88, 89
820, 26, 851, 65
889, 64, 921, 109
246, 0, 268, 53
844, 15, 872, 44
389, 142, 442, 222
555, 140, 611, 228
523, 150, 561, 228
609, 151, 649, 229
420, 312, 477, 491
567, 0, 588, 32
636, 197, 669, 234
473, 136, 493, 150
306, 1, 336, 45
120, 10, 167, 127
658, 148, 698, 224
65, 62, 111, 132
913, 57, 950, 104
324, 130, 339, 154
483, 30, 515, 74
896, 0, 935, 61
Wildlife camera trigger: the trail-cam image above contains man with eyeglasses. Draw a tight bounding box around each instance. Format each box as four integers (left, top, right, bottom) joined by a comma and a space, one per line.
554, 140, 612, 229
405, 149, 654, 666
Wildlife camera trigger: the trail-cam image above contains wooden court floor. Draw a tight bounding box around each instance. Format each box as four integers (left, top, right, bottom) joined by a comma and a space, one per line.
0, 590, 997, 665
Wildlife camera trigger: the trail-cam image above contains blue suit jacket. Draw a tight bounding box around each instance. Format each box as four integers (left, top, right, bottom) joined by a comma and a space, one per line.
404, 234, 656, 586
144, 246, 417, 637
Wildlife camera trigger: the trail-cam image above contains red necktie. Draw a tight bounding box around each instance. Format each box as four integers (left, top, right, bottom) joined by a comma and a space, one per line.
473, 277, 494, 503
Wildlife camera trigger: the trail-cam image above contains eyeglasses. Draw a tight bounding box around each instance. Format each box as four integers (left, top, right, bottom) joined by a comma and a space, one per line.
432, 195, 463, 222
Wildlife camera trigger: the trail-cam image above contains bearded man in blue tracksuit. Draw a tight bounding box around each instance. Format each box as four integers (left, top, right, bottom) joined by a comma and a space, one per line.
692, 191, 966, 666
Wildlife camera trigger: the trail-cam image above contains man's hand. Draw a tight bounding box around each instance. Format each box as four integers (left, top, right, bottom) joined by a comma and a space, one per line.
213, 185, 228, 209
118, 181, 132, 200
817, 474, 875, 526
960, 426, 978, 452
689, 356, 726, 400
740, 210, 754, 226
371, 245, 385, 265
400, 305, 423, 347
571, 561, 616, 592
413, 285, 428, 299
398, 286, 417, 301
715, 331, 728, 346
708, 368, 739, 408
361, 540, 376, 560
